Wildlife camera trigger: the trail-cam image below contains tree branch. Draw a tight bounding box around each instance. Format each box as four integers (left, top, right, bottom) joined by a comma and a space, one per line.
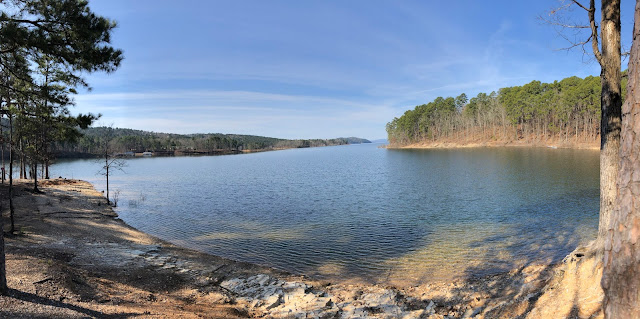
538, 14, 589, 29
541, 1, 601, 63
556, 33, 593, 51
586, 0, 603, 64
571, 0, 591, 12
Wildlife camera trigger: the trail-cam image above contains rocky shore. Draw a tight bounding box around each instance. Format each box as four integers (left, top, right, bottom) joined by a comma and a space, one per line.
0, 179, 603, 318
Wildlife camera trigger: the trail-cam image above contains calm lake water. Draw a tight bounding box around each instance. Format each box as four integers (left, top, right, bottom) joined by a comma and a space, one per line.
50, 144, 599, 286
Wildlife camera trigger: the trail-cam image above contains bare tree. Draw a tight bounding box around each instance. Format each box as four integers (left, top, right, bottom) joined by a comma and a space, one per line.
97, 126, 126, 206
543, 0, 622, 255
602, 1, 640, 316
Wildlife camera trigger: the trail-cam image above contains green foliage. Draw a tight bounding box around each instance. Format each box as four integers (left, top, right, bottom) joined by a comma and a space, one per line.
0, 0, 123, 293
387, 74, 614, 145
0, 0, 121, 178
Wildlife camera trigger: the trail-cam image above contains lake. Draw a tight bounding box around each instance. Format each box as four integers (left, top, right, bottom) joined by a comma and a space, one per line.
50, 144, 600, 286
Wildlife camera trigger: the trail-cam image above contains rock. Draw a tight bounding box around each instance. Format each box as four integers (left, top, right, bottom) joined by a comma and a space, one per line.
360, 289, 400, 314
283, 281, 308, 292
402, 309, 425, 319
220, 278, 243, 291
264, 293, 282, 310
339, 304, 371, 318
204, 291, 228, 303
255, 274, 271, 286
462, 307, 482, 318
425, 300, 436, 314
128, 249, 146, 256
342, 289, 363, 301
250, 299, 262, 309
221, 275, 344, 317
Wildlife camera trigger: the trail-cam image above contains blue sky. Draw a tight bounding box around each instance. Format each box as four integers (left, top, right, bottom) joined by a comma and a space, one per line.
77, 0, 636, 140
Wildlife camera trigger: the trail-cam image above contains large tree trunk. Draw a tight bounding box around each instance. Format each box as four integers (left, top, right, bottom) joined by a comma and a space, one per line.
602, 1, 640, 317
596, 0, 623, 252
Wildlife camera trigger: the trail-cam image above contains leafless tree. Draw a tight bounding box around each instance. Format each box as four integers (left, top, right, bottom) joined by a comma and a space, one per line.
97, 126, 126, 206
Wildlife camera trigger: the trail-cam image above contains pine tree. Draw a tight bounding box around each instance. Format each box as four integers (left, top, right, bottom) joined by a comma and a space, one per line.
0, 0, 122, 294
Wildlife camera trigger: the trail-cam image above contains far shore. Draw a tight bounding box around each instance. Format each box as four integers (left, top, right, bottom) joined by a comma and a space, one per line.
50, 142, 371, 160
0, 179, 603, 318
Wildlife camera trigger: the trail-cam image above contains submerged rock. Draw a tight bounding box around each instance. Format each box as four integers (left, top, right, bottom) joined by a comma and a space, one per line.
221, 274, 443, 318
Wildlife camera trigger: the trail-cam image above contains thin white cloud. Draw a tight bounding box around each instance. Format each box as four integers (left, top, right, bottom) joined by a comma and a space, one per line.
74, 89, 398, 139
76, 90, 376, 109
78, 1, 609, 141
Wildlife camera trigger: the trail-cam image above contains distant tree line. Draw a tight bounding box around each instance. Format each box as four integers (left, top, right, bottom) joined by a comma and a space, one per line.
386, 73, 628, 146
51, 127, 371, 157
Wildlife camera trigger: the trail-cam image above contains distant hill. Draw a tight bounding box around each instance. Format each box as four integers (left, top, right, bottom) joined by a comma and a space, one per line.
370, 139, 389, 144
53, 127, 371, 157
340, 137, 372, 144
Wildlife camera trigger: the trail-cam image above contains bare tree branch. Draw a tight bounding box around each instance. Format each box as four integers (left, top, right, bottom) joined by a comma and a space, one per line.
586, 0, 603, 64
556, 33, 593, 51
538, 14, 589, 28
543, 0, 603, 66
571, 0, 591, 12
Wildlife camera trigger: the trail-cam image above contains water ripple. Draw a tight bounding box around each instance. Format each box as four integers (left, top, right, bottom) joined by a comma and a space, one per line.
51, 144, 599, 285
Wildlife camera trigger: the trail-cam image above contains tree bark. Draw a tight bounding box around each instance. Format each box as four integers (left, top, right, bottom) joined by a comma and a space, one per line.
0, 199, 5, 294
9, 113, 15, 235
0, 113, 6, 294
32, 160, 38, 192
602, 1, 640, 316
596, 0, 623, 252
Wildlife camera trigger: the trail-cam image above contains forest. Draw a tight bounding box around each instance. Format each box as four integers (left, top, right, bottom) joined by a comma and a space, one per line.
52, 126, 371, 157
386, 73, 627, 146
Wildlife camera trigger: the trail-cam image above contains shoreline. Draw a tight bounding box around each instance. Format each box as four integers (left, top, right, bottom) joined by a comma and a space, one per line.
51, 142, 373, 160
0, 179, 601, 318
384, 140, 599, 151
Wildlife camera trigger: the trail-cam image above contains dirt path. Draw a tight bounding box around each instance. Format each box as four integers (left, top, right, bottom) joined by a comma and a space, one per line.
0, 179, 603, 318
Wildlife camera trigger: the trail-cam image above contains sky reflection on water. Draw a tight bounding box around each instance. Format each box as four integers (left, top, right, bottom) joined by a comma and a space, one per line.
51, 144, 599, 285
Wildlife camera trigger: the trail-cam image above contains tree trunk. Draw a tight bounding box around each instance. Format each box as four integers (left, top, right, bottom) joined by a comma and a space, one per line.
105, 153, 110, 204
9, 115, 15, 235
597, 0, 623, 252
602, 1, 640, 316
19, 139, 24, 180
1, 117, 4, 185
32, 160, 38, 193
0, 111, 5, 294
0, 197, 6, 294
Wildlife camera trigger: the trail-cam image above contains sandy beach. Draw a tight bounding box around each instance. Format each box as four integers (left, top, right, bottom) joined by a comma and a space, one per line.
0, 179, 604, 318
